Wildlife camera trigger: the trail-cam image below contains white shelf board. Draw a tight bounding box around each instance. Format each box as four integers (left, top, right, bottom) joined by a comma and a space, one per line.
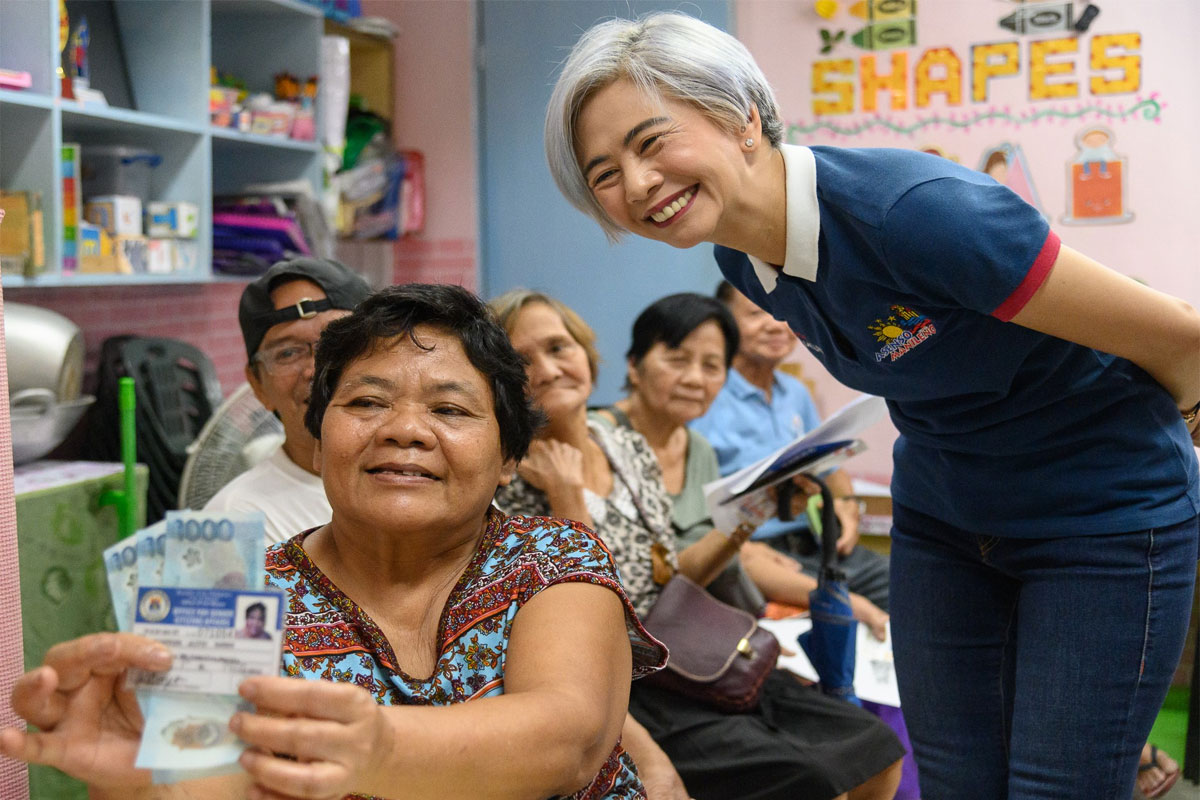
60, 103, 203, 136
210, 127, 322, 153
2, 272, 215, 288
0, 89, 54, 109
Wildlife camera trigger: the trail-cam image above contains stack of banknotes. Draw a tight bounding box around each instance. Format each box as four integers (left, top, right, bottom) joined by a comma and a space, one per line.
103, 510, 282, 784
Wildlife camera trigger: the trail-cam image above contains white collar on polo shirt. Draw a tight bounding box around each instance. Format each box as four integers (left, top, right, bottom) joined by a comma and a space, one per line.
747, 143, 821, 292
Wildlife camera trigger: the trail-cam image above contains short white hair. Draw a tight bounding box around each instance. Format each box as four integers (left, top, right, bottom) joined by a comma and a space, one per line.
544, 12, 783, 241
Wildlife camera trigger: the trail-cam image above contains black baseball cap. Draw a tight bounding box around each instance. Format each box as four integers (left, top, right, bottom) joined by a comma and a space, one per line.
239, 257, 373, 361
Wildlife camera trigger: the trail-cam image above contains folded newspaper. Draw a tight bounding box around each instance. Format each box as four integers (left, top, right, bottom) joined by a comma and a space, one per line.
702, 394, 888, 530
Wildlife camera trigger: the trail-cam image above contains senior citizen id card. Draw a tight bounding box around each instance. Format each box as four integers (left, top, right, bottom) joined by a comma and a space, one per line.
128, 586, 284, 695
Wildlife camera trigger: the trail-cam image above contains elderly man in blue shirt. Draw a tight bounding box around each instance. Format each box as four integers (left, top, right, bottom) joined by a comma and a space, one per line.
692, 281, 890, 609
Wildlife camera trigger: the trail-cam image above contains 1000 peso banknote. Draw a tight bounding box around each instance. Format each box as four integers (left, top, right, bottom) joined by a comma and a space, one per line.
102, 510, 279, 784
162, 510, 266, 590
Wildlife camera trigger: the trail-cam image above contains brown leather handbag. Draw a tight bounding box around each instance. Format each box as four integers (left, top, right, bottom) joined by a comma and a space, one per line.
640, 571, 780, 713
601, 436, 780, 713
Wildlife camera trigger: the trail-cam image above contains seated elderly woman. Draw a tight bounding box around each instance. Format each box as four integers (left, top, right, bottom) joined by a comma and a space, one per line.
0, 283, 667, 800
490, 289, 904, 800
594, 293, 889, 639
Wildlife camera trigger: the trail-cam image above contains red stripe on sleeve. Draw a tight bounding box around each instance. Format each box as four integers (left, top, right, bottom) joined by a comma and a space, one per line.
991, 230, 1061, 322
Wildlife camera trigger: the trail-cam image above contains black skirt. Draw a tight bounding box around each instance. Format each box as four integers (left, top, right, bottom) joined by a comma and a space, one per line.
629, 669, 906, 800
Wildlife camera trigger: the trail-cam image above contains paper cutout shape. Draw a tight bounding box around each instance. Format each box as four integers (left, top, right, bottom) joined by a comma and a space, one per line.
1061, 125, 1134, 224
978, 142, 1048, 220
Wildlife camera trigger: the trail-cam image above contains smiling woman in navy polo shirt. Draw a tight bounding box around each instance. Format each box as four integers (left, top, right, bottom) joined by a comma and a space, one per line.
544, 12, 1200, 800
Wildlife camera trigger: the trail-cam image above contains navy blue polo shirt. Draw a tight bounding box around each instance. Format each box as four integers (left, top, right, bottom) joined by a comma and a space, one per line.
715, 145, 1198, 537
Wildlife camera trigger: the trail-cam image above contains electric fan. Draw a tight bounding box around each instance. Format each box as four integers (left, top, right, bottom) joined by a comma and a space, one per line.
177, 382, 285, 510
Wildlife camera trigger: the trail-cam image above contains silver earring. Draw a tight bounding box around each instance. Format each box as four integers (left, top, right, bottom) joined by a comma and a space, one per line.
744, 138, 754, 148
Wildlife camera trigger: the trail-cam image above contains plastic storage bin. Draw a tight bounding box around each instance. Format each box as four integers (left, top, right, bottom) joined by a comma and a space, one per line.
80, 146, 162, 203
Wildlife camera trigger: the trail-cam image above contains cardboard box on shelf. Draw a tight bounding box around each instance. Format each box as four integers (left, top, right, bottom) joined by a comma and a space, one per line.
78, 222, 117, 273
250, 105, 294, 138
115, 235, 148, 273
86, 195, 143, 237
210, 86, 240, 127
145, 201, 198, 238
146, 238, 173, 274
0, 190, 45, 276
171, 239, 200, 273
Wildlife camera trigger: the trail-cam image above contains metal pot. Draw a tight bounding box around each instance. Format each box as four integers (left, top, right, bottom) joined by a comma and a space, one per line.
9, 389, 95, 465
4, 302, 85, 401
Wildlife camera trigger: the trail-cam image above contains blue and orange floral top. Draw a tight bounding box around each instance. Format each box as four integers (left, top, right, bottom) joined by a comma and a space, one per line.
265, 507, 667, 800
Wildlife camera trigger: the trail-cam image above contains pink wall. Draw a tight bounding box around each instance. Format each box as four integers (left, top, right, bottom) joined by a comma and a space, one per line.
7, 283, 248, 395
362, 0, 479, 291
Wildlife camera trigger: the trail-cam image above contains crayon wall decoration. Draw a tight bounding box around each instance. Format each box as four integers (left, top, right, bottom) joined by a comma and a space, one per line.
852, 18, 916, 51
1073, 4, 1100, 33
999, 2, 1075, 35
849, 0, 915, 22
850, 0, 916, 51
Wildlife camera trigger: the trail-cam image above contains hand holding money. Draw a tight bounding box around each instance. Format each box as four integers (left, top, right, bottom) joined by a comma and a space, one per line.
100, 511, 281, 784
0, 632, 171, 789
232, 676, 391, 799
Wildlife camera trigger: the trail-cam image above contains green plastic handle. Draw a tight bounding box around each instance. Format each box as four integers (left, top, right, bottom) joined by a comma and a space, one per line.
98, 377, 137, 539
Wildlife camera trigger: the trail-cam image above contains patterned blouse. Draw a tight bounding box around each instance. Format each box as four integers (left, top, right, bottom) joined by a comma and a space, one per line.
494, 420, 680, 618
265, 506, 667, 800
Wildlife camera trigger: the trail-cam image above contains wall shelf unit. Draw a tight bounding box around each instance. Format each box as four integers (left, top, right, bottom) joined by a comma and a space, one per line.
0, 0, 325, 288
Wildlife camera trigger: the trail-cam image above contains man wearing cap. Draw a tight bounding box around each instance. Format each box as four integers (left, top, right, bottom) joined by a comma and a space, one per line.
204, 257, 372, 543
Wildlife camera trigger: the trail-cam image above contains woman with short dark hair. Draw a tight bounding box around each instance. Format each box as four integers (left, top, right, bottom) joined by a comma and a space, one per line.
2, 283, 666, 800
595, 293, 889, 638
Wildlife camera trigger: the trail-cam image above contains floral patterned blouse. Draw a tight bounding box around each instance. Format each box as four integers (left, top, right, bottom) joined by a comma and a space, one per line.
494, 420, 680, 618
265, 506, 667, 800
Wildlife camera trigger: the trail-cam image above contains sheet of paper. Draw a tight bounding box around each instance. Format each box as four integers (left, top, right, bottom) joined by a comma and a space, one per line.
794, 393, 889, 453
703, 438, 866, 532
724, 393, 887, 496
701, 395, 886, 530
758, 615, 901, 707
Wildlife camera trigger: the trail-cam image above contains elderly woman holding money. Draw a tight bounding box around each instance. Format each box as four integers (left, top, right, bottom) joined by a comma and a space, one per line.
490, 288, 903, 800
1, 283, 667, 800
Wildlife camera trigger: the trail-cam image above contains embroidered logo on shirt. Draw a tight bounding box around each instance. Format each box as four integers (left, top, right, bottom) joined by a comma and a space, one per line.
870, 305, 937, 362
796, 332, 824, 356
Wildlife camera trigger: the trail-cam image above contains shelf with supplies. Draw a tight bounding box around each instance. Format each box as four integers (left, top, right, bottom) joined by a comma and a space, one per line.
209, 127, 324, 153
0, 88, 55, 110
0, 0, 327, 287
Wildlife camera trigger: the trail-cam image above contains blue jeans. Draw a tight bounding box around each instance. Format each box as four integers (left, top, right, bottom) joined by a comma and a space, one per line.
889, 505, 1198, 800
